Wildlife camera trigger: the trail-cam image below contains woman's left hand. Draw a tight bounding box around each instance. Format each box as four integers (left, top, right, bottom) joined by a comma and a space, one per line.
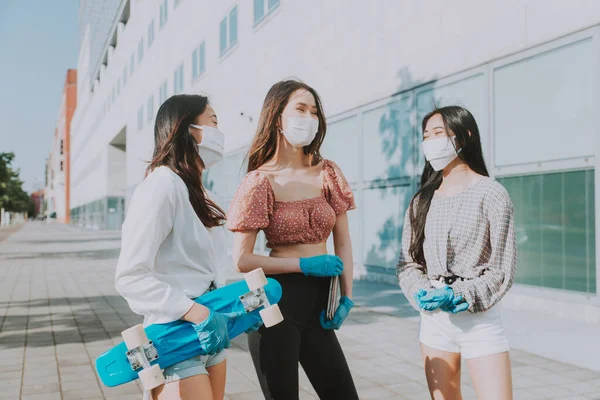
320, 296, 354, 330
415, 287, 469, 313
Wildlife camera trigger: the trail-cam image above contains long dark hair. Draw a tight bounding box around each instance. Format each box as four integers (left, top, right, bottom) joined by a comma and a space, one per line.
247, 79, 327, 172
147, 94, 226, 228
408, 106, 489, 267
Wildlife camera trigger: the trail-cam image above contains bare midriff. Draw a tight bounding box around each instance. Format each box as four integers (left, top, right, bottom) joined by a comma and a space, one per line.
269, 242, 328, 260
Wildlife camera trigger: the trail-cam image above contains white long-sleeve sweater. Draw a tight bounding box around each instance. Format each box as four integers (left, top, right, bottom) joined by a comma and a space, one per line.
115, 166, 227, 326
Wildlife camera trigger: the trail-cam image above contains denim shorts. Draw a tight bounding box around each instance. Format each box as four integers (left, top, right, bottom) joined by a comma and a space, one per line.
163, 350, 227, 383
164, 282, 225, 383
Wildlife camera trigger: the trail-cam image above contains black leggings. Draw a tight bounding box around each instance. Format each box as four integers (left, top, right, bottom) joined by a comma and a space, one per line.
247, 273, 358, 400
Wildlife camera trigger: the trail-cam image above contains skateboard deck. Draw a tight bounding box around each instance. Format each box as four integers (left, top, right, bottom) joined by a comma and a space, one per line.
96, 277, 282, 388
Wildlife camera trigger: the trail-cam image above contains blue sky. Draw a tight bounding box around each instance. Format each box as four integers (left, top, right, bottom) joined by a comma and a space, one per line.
0, 1, 79, 193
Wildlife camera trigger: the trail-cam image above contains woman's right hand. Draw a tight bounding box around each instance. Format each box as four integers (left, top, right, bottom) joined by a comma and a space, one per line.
299, 254, 344, 277
192, 310, 243, 355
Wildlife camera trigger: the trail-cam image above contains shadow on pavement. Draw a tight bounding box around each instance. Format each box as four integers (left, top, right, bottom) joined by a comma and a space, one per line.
19, 238, 121, 245
351, 280, 419, 319
0, 295, 140, 349
0, 248, 122, 261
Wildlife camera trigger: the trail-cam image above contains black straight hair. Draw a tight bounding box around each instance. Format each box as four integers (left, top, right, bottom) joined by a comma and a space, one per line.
408, 106, 489, 268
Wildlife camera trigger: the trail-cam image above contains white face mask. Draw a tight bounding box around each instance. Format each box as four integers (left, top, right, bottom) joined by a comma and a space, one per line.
421, 136, 462, 171
280, 114, 319, 148
190, 124, 225, 168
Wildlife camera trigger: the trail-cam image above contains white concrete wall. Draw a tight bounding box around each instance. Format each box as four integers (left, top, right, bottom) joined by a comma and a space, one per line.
72, 0, 600, 208
69, 0, 600, 301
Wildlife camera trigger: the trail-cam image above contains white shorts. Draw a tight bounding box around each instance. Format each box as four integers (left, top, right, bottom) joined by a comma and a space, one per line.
419, 294, 509, 359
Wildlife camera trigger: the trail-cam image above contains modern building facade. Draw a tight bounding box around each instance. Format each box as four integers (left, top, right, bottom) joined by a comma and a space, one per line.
71, 0, 600, 314
46, 69, 77, 223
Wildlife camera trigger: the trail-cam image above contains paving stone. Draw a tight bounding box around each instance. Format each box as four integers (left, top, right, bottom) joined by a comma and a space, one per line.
3, 223, 600, 400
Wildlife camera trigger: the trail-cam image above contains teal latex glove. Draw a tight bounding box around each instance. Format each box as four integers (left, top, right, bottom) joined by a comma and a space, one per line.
441, 296, 469, 314
320, 296, 354, 330
299, 254, 344, 277
193, 310, 242, 355
415, 286, 457, 311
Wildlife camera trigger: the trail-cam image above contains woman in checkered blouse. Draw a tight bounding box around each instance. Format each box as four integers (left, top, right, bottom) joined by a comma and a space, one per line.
397, 106, 516, 399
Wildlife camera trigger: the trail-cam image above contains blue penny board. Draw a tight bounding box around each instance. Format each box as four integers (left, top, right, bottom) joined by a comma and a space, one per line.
96, 278, 282, 387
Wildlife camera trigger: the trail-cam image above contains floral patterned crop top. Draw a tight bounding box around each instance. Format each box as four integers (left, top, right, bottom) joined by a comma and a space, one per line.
227, 160, 355, 248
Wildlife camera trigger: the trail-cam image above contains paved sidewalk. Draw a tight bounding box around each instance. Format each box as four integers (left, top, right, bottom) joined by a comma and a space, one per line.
0, 223, 599, 399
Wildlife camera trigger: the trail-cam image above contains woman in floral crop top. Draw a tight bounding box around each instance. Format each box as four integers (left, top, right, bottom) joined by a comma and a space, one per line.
227, 80, 359, 399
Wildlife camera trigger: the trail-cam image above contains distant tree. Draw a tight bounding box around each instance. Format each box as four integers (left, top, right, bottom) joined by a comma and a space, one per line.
0, 152, 33, 213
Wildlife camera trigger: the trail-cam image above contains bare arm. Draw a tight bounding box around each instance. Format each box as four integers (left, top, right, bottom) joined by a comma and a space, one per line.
232, 230, 303, 274
333, 213, 353, 299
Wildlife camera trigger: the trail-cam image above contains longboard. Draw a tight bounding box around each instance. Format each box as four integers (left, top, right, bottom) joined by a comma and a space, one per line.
95, 269, 283, 390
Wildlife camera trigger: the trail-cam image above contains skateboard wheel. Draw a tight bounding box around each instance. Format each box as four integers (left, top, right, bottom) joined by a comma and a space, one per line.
138, 364, 165, 390
245, 268, 268, 291
260, 304, 283, 328
122, 324, 148, 350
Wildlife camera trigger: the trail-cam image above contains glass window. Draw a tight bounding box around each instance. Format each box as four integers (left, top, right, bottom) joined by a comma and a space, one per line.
363, 185, 413, 270
160, 0, 168, 29
229, 7, 238, 45
416, 74, 487, 172
138, 38, 144, 63
122, 66, 127, 87
254, 0, 265, 24
321, 116, 360, 184
498, 170, 595, 294
179, 64, 184, 92
494, 38, 594, 167
130, 53, 135, 76
199, 42, 205, 75
148, 20, 155, 48
219, 18, 227, 55
147, 95, 154, 122
173, 64, 184, 94
255, 0, 279, 25
137, 107, 144, 130
363, 97, 415, 183
159, 80, 168, 105
192, 49, 198, 79
192, 42, 205, 80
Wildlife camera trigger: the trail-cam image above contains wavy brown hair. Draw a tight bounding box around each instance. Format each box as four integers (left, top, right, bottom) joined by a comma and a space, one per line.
247, 80, 327, 172
409, 106, 489, 268
147, 94, 226, 228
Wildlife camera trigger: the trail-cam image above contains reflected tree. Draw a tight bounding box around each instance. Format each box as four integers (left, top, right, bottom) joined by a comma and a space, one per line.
364, 68, 435, 279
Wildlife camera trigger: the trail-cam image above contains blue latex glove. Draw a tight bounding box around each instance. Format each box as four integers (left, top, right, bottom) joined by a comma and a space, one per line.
320, 296, 354, 330
299, 255, 344, 277
193, 310, 242, 355
415, 286, 457, 311
441, 297, 469, 314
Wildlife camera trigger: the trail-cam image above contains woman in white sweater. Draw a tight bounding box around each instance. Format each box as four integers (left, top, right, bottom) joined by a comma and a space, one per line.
115, 94, 241, 400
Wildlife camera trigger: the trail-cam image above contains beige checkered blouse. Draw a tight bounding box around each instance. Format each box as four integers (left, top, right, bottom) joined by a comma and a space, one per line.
396, 177, 517, 314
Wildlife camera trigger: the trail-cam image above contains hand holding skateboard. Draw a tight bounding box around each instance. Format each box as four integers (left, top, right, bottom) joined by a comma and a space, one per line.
96, 268, 283, 390
193, 310, 243, 355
